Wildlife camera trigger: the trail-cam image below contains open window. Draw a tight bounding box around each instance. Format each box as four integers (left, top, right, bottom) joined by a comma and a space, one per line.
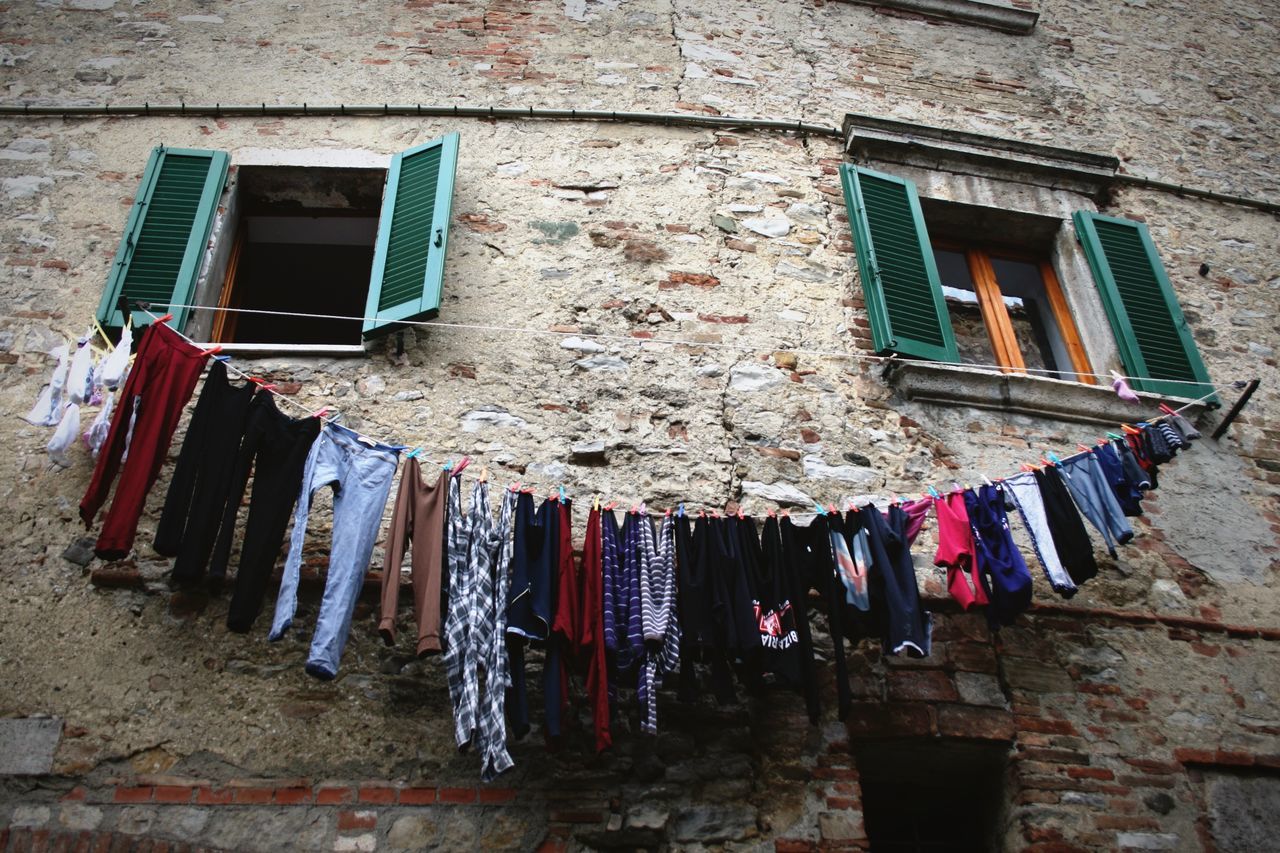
839, 163, 1215, 401
96, 134, 460, 349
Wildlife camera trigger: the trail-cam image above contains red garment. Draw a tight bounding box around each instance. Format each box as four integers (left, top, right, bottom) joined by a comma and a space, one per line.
80, 322, 208, 560
893, 497, 932, 546
932, 492, 988, 610
581, 507, 611, 752
552, 499, 580, 643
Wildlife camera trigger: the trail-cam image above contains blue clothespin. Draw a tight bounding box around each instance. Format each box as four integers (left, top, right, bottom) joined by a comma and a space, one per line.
677, 502, 685, 518
1047, 451, 1061, 465
927, 485, 941, 499
559, 485, 566, 502
814, 503, 827, 516
405, 447, 421, 459
212, 354, 231, 363
443, 459, 453, 472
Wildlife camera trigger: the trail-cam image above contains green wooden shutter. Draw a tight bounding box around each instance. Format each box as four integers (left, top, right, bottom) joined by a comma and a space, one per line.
1073, 211, 1215, 401
363, 132, 460, 339
95, 146, 229, 330
839, 164, 958, 362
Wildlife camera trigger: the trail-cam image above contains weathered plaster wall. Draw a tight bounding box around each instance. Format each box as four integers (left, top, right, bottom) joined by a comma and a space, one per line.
0, 1, 1277, 851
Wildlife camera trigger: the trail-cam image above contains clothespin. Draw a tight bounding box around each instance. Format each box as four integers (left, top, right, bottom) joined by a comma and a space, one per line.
405, 447, 422, 459
1158, 403, 1178, 417
199, 344, 223, 356
926, 485, 941, 499
951, 480, 963, 493
697, 508, 705, 518
677, 503, 685, 518
736, 506, 745, 519
1047, 451, 1062, 465
604, 500, 617, 511
510, 481, 522, 493
559, 484, 566, 502
1106, 431, 1125, 440
826, 503, 837, 515
780, 508, 790, 517
479, 466, 489, 483
453, 456, 471, 476
1020, 463, 1038, 473
152, 313, 173, 325
248, 377, 277, 392
814, 503, 827, 516
92, 318, 114, 350
665, 507, 672, 517
443, 460, 453, 472
212, 354, 231, 363
312, 406, 331, 419
767, 508, 776, 517
982, 473, 994, 486
1122, 424, 1141, 435
1077, 444, 1091, 453
593, 494, 601, 512
847, 498, 857, 511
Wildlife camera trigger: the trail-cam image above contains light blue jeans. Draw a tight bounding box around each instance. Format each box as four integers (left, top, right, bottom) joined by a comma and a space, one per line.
269, 422, 402, 679
1061, 453, 1134, 558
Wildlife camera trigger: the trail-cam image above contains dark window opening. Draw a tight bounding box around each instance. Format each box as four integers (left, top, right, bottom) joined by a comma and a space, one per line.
214, 166, 385, 345
855, 739, 1008, 852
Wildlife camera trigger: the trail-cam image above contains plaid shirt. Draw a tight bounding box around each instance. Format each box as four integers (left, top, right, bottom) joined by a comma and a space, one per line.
478, 487, 517, 781
442, 475, 478, 748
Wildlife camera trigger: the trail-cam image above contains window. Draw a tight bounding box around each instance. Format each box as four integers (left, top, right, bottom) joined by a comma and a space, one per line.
839, 164, 1215, 402
95, 134, 460, 346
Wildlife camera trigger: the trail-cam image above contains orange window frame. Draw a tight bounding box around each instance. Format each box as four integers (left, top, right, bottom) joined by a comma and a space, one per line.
935, 241, 1095, 384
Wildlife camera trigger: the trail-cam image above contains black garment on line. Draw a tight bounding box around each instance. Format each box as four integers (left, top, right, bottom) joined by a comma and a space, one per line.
212, 392, 322, 632
1034, 466, 1099, 587
859, 504, 932, 658
505, 493, 557, 741
780, 514, 851, 721
154, 361, 256, 587
759, 515, 821, 723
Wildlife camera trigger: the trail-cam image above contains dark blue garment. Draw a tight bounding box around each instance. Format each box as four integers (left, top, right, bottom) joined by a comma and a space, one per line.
542, 498, 566, 742
504, 494, 556, 740
617, 512, 646, 671
1093, 442, 1144, 517
964, 485, 1033, 630
859, 504, 931, 657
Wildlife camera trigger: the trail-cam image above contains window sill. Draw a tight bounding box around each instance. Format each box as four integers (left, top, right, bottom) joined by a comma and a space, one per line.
884, 361, 1209, 426
835, 0, 1038, 34
195, 342, 368, 357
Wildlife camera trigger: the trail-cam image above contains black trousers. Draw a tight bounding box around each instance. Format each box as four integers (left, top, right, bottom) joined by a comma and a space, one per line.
154, 361, 255, 586
211, 393, 322, 633
1035, 466, 1099, 586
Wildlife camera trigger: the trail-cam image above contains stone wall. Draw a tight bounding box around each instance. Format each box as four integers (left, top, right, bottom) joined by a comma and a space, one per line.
0, 0, 1278, 850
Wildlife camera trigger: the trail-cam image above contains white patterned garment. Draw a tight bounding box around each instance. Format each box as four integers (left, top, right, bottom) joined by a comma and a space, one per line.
23, 344, 70, 427
478, 487, 517, 781
442, 474, 477, 748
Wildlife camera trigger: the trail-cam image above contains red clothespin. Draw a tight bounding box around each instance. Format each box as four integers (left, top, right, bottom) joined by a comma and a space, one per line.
604, 500, 617, 511
510, 481, 522, 493
1158, 403, 1178, 416
452, 456, 471, 476
153, 313, 173, 324
780, 509, 790, 518
311, 406, 330, 419
1020, 463, 1038, 472
1077, 444, 1091, 453
826, 503, 837, 515
767, 508, 776, 518
1122, 424, 1142, 435
249, 377, 277, 391
697, 508, 705, 518
199, 344, 222, 356
665, 507, 672, 517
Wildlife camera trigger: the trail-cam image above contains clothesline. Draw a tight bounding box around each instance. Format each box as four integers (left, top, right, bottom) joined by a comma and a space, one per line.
153, 301, 1232, 391
130, 309, 1221, 514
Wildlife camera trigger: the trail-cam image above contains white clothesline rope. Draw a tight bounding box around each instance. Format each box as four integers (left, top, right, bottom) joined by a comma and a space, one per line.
154, 301, 1233, 392
119, 305, 1227, 512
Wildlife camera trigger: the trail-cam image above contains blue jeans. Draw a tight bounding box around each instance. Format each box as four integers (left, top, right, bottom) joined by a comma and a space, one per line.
269, 422, 402, 679
1061, 453, 1134, 558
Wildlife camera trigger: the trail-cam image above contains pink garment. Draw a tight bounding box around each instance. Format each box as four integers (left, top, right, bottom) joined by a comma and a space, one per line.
893, 498, 932, 546
932, 492, 988, 611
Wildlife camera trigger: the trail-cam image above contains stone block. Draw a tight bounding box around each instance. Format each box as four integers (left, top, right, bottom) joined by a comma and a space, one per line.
955, 671, 1009, 708
671, 804, 757, 843
818, 810, 866, 841
0, 718, 61, 775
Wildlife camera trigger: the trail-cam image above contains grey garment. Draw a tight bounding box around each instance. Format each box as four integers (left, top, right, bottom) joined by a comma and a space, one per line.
1167, 411, 1200, 442
444, 477, 488, 751
1156, 421, 1185, 453
269, 422, 401, 680
1060, 453, 1134, 558
1004, 472, 1077, 597
638, 513, 680, 736
478, 488, 517, 781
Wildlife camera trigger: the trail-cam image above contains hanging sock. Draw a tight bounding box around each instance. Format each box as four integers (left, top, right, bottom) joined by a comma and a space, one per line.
83, 391, 115, 459
47, 403, 80, 468
99, 323, 132, 391
23, 344, 70, 426
66, 331, 95, 404
1111, 371, 1140, 404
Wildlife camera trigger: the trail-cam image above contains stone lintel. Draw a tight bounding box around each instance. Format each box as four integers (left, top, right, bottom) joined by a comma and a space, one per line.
835, 0, 1039, 34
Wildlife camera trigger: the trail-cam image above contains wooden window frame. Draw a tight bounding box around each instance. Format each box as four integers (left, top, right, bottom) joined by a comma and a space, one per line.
934, 240, 1095, 384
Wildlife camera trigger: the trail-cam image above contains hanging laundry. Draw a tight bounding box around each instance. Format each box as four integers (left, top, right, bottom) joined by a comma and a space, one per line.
1003, 472, 1077, 598
83, 391, 114, 459
46, 403, 80, 468
478, 487, 518, 781
543, 495, 574, 743
215, 394, 322, 632
963, 486, 1033, 629
1125, 431, 1161, 489
1033, 466, 1099, 587
932, 491, 989, 611
1143, 422, 1178, 464
580, 504, 611, 753
1060, 453, 1134, 558
781, 514, 851, 721
153, 361, 256, 587
1166, 411, 1201, 443
1115, 438, 1153, 492
896, 497, 932, 547
828, 515, 870, 611
23, 343, 70, 427
1111, 371, 1140, 403
268, 422, 402, 679
505, 492, 557, 740
65, 331, 95, 405
859, 503, 933, 655
674, 511, 715, 704
98, 322, 131, 391
637, 512, 679, 735
378, 456, 448, 655
1092, 442, 1144, 518
444, 476, 488, 751
79, 323, 209, 560
757, 515, 819, 720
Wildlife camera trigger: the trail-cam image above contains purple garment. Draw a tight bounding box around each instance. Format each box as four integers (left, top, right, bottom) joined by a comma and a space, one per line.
963, 485, 1033, 630
894, 498, 932, 547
